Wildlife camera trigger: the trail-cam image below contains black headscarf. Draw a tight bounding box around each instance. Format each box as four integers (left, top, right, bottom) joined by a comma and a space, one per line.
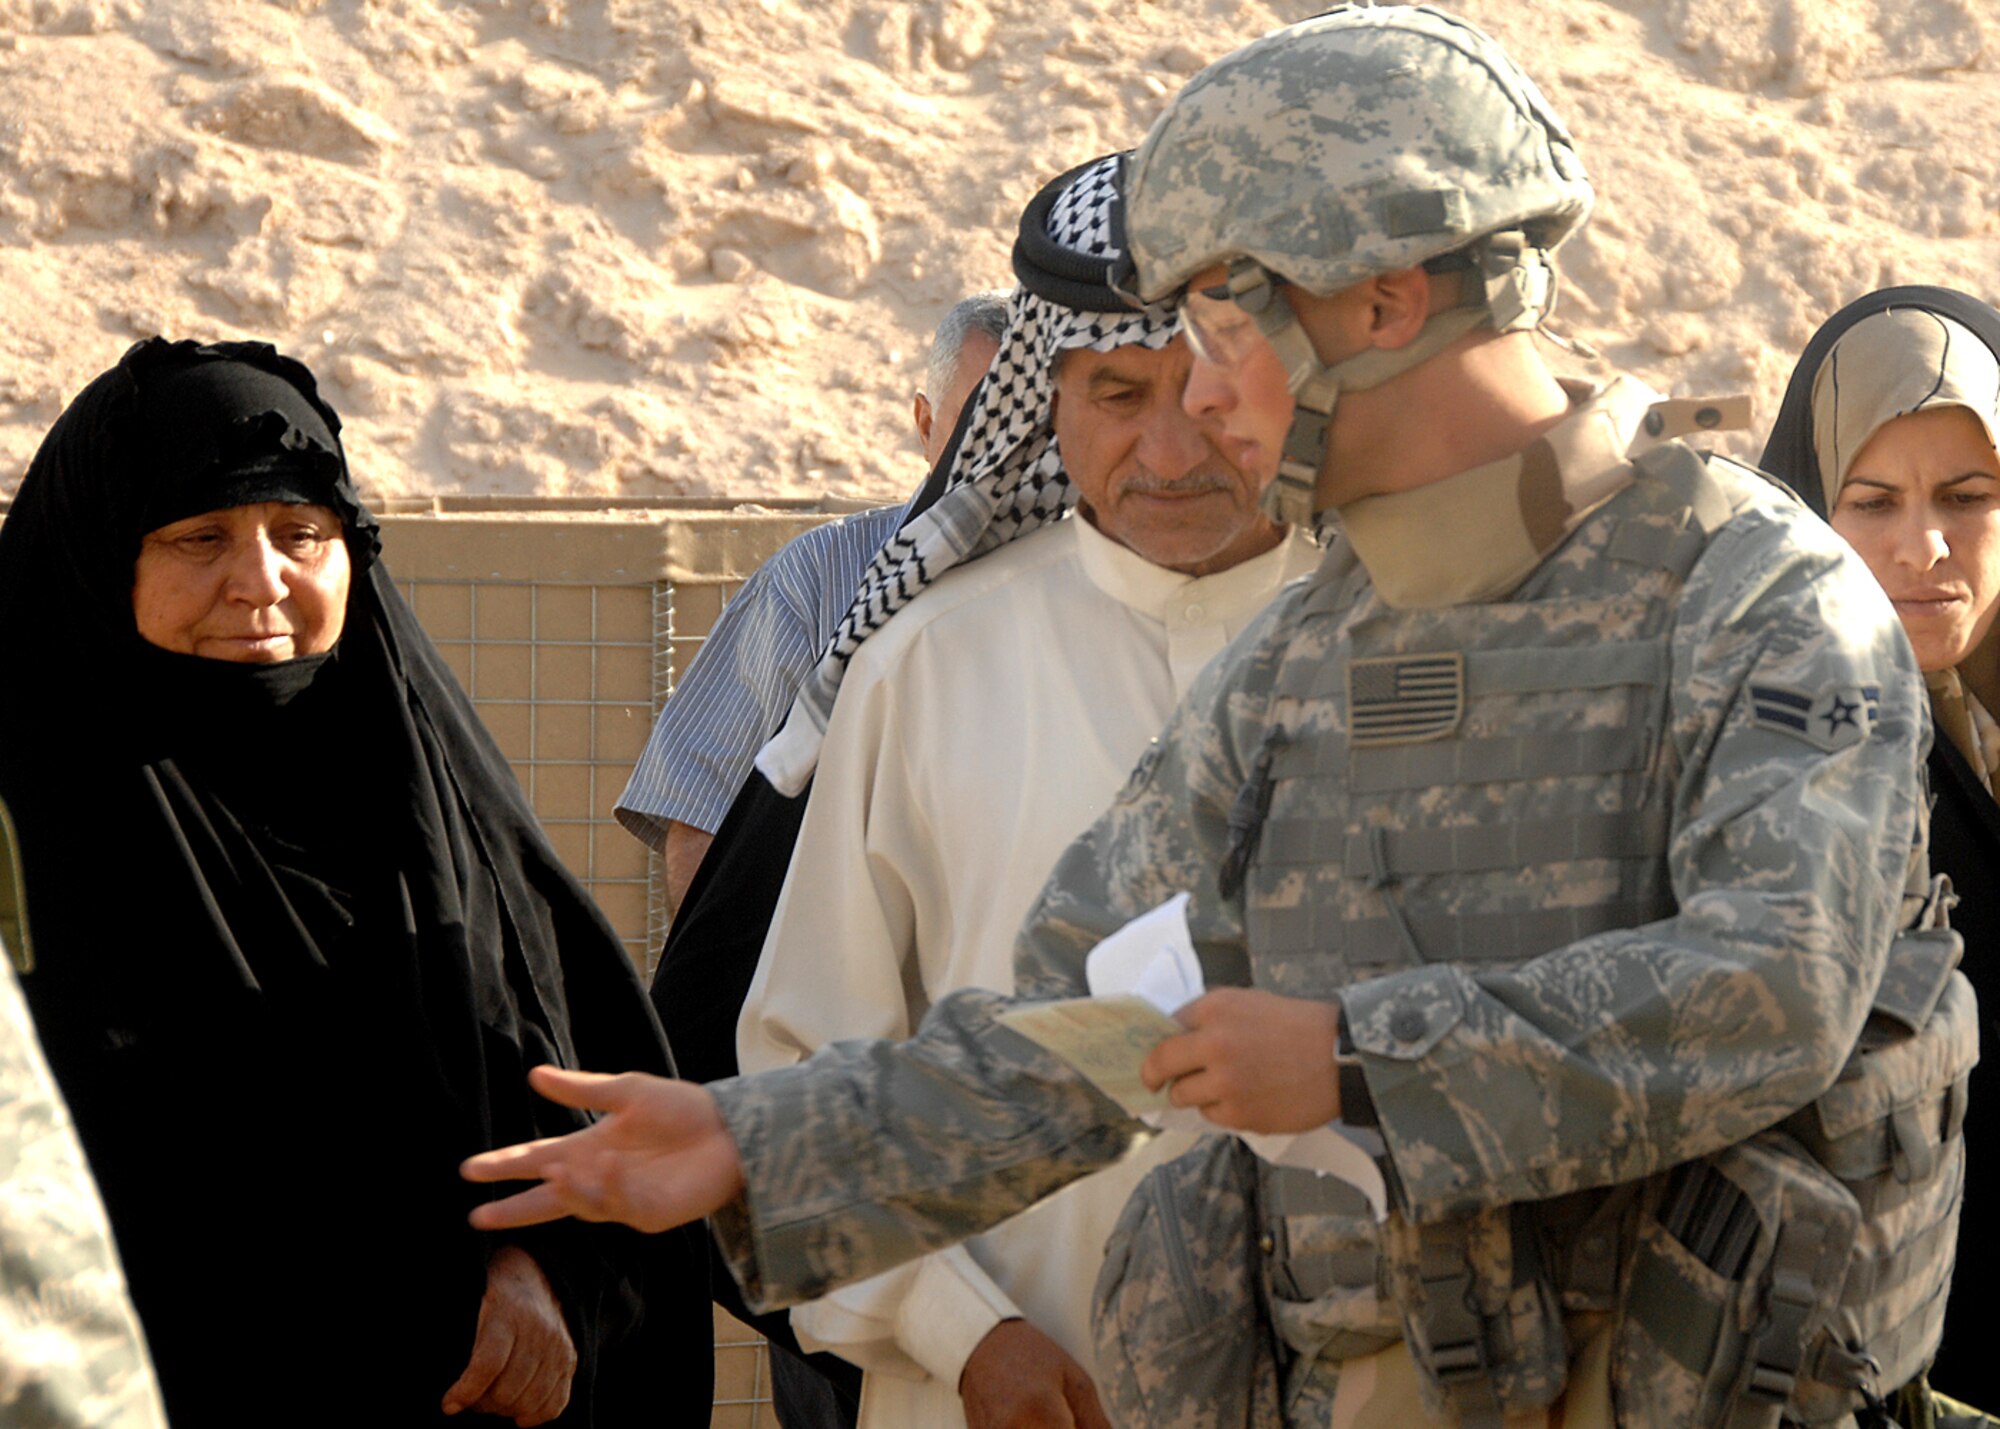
1761, 289, 2000, 1402
0, 338, 709, 1426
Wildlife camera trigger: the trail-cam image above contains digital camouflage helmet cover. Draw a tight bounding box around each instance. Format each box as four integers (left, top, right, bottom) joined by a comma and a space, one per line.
1117, 5, 1596, 522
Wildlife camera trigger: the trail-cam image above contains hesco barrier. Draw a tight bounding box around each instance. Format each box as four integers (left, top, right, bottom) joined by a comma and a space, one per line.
377, 496, 872, 1429
378, 497, 868, 972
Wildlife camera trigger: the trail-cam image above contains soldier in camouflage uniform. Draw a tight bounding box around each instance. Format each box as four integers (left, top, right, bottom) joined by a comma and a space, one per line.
468, 10, 1967, 1426
2, 802, 167, 1429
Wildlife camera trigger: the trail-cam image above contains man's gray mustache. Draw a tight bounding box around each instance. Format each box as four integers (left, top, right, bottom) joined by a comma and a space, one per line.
1119, 471, 1235, 496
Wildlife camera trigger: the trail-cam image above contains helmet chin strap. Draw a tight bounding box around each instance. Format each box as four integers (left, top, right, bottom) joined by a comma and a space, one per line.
1217, 233, 1557, 525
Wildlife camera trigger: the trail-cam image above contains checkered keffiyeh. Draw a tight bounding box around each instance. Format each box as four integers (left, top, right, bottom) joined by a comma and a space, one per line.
755, 154, 1180, 795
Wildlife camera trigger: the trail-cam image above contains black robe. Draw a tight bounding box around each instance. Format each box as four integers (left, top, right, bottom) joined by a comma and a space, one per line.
1759, 288, 2000, 1403
1928, 735, 2000, 1399
0, 339, 710, 1426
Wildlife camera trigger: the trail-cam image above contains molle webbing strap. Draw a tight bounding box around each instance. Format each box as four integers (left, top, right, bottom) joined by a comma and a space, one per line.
1946, 1071, 1970, 1142
1467, 640, 1669, 696
1248, 899, 1665, 970
1405, 1218, 1509, 1429
1736, 1218, 1831, 1420
1346, 725, 1648, 792
1804, 1077, 1967, 1186
1357, 809, 1670, 876
1837, 1196, 1960, 1307
1255, 807, 1670, 874
1342, 899, 1666, 966
0, 798, 28, 974
1824, 1261, 1954, 1407
1262, 1168, 1388, 1283
1849, 1309, 1952, 1405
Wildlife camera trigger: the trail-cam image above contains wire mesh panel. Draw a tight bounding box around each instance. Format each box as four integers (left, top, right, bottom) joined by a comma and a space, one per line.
643, 579, 742, 974
710, 1304, 774, 1429
403, 578, 659, 966
383, 506, 844, 1429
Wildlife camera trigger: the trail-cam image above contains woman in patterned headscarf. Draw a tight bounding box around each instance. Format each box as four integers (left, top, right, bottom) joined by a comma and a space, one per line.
1761, 287, 2000, 1404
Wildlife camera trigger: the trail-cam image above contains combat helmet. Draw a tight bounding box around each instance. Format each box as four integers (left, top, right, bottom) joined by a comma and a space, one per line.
1116, 5, 1595, 522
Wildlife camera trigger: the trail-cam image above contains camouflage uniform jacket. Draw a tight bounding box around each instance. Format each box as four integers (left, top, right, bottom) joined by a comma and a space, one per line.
1, 944, 168, 1428
709, 380, 1929, 1377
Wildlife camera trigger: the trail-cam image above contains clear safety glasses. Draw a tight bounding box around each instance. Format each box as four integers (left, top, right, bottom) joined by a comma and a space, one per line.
1177, 279, 1285, 374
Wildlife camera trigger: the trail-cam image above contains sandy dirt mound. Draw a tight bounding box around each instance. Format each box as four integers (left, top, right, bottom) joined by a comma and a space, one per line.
3, 0, 1999, 504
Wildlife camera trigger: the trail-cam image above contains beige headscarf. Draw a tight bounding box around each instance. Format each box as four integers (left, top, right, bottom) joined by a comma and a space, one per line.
1812, 306, 2000, 796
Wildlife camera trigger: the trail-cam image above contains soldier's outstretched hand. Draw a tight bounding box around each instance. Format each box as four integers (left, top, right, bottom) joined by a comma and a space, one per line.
462, 1067, 745, 1233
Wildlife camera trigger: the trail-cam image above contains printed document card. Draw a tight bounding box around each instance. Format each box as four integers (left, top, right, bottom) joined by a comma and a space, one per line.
997, 994, 1184, 1116
1000, 891, 1388, 1221
998, 892, 1201, 1116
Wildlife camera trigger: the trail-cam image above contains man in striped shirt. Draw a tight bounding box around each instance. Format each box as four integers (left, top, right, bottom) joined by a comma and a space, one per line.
615, 292, 1008, 915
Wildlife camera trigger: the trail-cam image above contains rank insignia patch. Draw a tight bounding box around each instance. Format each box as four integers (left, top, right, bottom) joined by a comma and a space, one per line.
1748, 682, 1878, 752
1347, 652, 1465, 747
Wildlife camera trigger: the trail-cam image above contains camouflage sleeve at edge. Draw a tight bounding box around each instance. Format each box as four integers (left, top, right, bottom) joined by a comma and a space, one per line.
1342, 513, 1924, 1224
710, 989, 1143, 1312
0, 954, 168, 1429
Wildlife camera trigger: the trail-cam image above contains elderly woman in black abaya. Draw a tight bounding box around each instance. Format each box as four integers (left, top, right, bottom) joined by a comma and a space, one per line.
0, 339, 709, 1426
1762, 287, 2000, 1406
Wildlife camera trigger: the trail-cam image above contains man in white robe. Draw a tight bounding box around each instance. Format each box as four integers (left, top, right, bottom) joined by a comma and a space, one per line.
737, 155, 1317, 1429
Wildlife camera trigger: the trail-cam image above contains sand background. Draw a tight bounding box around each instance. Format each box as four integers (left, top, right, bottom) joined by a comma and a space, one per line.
4, 0, 2000, 505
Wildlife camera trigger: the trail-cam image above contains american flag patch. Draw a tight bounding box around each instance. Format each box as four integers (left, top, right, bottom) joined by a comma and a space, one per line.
1347, 653, 1465, 747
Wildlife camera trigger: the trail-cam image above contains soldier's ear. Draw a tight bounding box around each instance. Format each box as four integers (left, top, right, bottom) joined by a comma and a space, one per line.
1364, 267, 1434, 351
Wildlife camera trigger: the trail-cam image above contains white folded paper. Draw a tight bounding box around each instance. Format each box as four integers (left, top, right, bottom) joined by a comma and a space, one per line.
1083, 891, 1207, 1009
1001, 893, 1388, 1221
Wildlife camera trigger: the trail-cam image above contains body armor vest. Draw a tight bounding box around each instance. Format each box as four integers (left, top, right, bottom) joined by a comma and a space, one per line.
1230, 447, 1972, 1428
